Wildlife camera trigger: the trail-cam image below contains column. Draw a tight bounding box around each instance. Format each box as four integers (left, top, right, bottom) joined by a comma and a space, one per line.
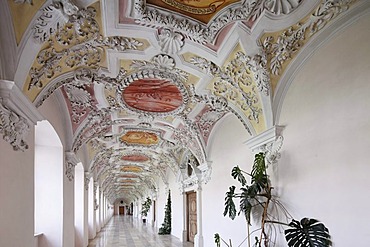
83, 173, 90, 246
63, 152, 78, 247
194, 182, 204, 247
181, 188, 188, 242
88, 180, 97, 239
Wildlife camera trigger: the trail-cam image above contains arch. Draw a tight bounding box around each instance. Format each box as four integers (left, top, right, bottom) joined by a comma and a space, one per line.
34, 120, 63, 247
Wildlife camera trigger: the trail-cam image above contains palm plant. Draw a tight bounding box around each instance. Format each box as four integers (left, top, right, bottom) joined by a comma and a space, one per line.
217, 152, 331, 247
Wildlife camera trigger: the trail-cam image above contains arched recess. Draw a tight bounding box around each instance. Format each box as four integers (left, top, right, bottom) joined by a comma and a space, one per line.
74, 162, 85, 247
35, 120, 63, 247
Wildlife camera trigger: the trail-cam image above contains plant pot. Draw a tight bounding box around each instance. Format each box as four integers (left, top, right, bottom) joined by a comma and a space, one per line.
142, 218, 147, 223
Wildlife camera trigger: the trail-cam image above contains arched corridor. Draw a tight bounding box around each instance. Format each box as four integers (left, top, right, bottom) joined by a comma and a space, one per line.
1, 1, 370, 247
88, 216, 192, 247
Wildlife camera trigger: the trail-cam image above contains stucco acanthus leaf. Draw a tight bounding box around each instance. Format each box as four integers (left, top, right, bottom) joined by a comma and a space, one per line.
29, 5, 142, 90
261, 135, 284, 166
190, 54, 262, 123
134, 0, 303, 44
65, 152, 79, 182
262, 0, 355, 76
158, 28, 185, 54
0, 103, 30, 151
34, 0, 78, 43
72, 108, 113, 152
84, 173, 91, 191
64, 83, 92, 123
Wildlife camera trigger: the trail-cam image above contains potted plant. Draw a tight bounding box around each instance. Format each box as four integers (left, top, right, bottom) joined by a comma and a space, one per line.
141, 197, 152, 223
216, 152, 332, 247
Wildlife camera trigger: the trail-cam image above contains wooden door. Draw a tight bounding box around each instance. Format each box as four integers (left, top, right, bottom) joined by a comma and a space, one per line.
119, 206, 125, 215
187, 192, 197, 242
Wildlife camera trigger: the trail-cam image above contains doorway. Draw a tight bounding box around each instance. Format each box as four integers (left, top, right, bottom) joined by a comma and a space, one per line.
119, 206, 125, 215
187, 191, 197, 242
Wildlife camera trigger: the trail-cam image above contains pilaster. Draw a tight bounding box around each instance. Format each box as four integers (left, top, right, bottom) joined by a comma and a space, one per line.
0, 80, 43, 151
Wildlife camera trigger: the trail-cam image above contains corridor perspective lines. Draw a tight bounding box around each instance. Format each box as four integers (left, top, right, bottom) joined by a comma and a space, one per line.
88, 216, 193, 247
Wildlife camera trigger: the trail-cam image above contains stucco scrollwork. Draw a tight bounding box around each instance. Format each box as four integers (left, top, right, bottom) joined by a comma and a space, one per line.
34, 0, 79, 43
134, 0, 303, 44
0, 103, 30, 151
65, 151, 79, 181
262, 0, 356, 76
190, 54, 262, 123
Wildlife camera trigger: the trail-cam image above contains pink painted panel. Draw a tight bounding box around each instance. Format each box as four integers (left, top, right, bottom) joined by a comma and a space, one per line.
123, 79, 183, 112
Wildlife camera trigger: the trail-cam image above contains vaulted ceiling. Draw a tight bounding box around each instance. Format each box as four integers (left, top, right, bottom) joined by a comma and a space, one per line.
2, 0, 363, 203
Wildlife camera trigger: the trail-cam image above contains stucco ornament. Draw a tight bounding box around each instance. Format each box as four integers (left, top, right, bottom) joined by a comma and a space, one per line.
34, 0, 79, 43
190, 54, 262, 123
65, 152, 78, 181
0, 103, 30, 151
29, 4, 143, 90
158, 28, 185, 54
262, 135, 284, 166
265, 0, 302, 15
262, 0, 356, 76
134, 0, 304, 44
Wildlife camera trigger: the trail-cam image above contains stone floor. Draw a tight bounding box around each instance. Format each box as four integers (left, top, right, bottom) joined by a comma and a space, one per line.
88, 215, 194, 247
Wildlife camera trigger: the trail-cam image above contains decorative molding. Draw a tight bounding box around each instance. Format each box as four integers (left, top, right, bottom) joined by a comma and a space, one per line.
134, 0, 303, 44
65, 151, 79, 181
29, 4, 143, 91
189, 53, 263, 123
0, 102, 29, 151
158, 28, 185, 54
0, 80, 43, 151
33, 0, 79, 43
244, 125, 284, 152
84, 172, 91, 191
261, 0, 357, 77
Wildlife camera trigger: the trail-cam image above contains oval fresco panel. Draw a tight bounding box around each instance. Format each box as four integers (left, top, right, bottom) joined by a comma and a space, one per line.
120, 131, 159, 145
121, 154, 149, 162
122, 79, 183, 113
121, 166, 143, 173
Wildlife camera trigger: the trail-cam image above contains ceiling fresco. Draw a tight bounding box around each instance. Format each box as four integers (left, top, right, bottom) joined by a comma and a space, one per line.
122, 79, 183, 113
5, 0, 361, 203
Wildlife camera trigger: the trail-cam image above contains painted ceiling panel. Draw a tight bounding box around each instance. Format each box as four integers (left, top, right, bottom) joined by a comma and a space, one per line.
9, 0, 359, 203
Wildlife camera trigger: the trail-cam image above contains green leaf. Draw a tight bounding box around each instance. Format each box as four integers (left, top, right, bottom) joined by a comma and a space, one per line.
223, 186, 237, 220
231, 166, 247, 186
214, 233, 221, 247
239, 187, 253, 224
285, 218, 332, 247
251, 153, 266, 183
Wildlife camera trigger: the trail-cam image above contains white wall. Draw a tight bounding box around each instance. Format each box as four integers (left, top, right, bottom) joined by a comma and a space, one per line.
276, 13, 370, 246
0, 130, 35, 247
74, 163, 85, 247
203, 114, 253, 247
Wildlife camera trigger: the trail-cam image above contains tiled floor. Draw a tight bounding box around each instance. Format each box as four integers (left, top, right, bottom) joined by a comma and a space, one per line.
88, 215, 194, 247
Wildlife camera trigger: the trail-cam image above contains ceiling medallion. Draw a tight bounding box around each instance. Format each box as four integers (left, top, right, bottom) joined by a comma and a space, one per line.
120, 131, 159, 145
121, 154, 150, 162
122, 79, 183, 113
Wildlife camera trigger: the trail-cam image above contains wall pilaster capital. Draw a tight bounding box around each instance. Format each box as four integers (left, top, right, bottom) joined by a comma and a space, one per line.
245, 125, 285, 166
65, 151, 79, 181
0, 80, 44, 151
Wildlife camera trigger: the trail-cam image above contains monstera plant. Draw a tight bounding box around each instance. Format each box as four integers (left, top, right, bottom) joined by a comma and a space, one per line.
216, 153, 331, 247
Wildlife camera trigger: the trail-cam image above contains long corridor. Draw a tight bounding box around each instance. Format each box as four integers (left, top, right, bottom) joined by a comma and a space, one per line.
88, 216, 194, 247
